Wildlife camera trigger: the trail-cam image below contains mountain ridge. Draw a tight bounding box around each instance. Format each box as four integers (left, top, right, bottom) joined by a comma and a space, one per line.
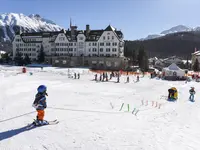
0, 13, 63, 41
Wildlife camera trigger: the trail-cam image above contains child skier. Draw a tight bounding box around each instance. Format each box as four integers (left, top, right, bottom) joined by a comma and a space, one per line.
189, 87, 196, 102
32, 85, 48, 125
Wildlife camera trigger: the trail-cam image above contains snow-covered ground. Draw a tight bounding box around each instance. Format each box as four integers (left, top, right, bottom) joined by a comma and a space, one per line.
0, 66, 200, 150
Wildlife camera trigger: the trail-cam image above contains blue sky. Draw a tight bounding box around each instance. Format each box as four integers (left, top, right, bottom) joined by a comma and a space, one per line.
1, 0, 200, 40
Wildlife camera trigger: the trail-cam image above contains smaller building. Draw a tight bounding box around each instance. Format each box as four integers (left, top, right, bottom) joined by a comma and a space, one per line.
163, 56, 183, 66
154, 56, 183, 70
162, 63, 185, 80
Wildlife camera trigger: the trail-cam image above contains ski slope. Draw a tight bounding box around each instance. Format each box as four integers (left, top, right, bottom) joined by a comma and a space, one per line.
0, 66, 200, 150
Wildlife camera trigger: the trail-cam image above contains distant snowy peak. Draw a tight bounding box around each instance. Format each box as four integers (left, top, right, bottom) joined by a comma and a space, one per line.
160, 25, 192, 35
0, 13, 63, 41
142, 34, 164, 41
141, 25, 196, 41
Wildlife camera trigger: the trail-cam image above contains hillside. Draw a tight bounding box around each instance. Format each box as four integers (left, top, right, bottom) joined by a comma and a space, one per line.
125, 31, 200, 58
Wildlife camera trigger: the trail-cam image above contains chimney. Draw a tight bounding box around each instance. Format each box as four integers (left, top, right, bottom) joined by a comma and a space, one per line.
86, 24, 90, 37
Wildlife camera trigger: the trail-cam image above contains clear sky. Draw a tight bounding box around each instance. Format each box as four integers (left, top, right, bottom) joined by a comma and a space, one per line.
1, 0, 200, 40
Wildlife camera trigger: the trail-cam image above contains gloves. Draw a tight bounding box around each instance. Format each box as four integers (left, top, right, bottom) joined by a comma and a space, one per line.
32, 103, 38, 109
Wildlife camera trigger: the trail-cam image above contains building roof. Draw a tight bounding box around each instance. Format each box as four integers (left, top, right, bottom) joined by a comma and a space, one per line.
163, 56, 182, 61
167, 63, 182, 70
105, 25, 115, 31
17, 25, 123, 43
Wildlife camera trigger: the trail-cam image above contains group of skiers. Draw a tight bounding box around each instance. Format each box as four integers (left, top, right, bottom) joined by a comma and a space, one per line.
94, 72, 140, 83
94, 72, 120, 82
73, 73, 80, 79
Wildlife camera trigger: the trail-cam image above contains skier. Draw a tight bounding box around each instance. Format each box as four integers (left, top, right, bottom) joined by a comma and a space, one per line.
189, 87, 196, 102
74, 73, 77, 79
32, 85, 48, 126
99, 74, 102, 81
117, 73, 120, 83
137, 75, 139, 82
105, 72, 108, 81
102, 72, 105, 82
94, 74, 97, 81
110, 73, 112, 80
77, 73, 80, 79
126, 76, 129, 83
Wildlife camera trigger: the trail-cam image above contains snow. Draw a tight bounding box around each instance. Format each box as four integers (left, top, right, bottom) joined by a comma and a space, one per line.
0, 13, 63, 41
1, 66, 200, 149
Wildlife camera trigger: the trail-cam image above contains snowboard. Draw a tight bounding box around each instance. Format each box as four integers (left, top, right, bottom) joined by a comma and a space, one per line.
27, 120, 59, 129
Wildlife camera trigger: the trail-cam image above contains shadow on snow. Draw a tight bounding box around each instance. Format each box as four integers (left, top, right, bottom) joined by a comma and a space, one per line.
0, 124, 37, 141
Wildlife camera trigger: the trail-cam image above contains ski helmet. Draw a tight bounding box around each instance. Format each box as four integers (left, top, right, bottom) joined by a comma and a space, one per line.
37, 85, 47, 93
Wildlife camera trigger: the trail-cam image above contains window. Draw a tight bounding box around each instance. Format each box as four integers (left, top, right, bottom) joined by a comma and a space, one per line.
100, 48, 103, 52
112, 54, 117, 57
112, 42, 117, 46
92, 48, 97, 52
106, 43, 110, 46
107, 36, 110, 40
106, 54, 110, 57
74, 48, 76, 51
100, 43, 104, 46
56, 43, 59, 46
74, 43, 76, 46
103, 36, 105, 40
89, 43, 91, 46
88, 48, 91, 52
106, 48, 110, 52
112, 36, 114, 40
93, 43, 97, 46
112, 48, 117, 52
100, 54, 104, 57
59, 37, 65, 41
79, 37, 84, 40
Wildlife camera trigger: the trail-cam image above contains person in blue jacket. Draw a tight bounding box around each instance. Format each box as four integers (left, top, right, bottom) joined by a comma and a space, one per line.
189, 87, 196, 102
32, 85, 48, 125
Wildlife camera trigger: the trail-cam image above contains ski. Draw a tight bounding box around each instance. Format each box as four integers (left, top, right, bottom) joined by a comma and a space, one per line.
26, 119, 59, 129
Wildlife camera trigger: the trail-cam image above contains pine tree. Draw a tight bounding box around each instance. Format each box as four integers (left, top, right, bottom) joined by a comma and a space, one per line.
186, 56, 189, 69
132, 50, 137, 65
193, 58, 199, 72
137, 46, 145, 69
38, 45, 45, 63
1, 53, 11, 63
144, 54, 149, 72
14, 51, 24, 66
24, 54, 31, 65
137, 46, 149, 72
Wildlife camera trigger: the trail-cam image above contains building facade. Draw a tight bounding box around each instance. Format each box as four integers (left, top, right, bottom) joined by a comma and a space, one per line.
12, 24, 126, 69
191, 51, 200, 67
